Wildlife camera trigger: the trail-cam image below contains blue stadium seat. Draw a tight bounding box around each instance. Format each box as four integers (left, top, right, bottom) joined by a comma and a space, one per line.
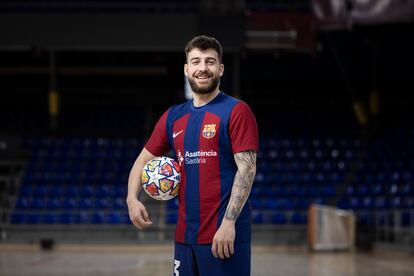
15, 198, 30, 210
96, 185, 112, 197
113, 185, 126, 197
106, 212, 121, 224
361, 197, 374, 209
297, 198, 310, 210
349, 197, 361, 209
290, 186, 305, 197
19, 186, 33, 197
62, 198, 78, 210
167, 198, 179, 210
357, 185, 370, 196
80, 185, 94, 197
66, 186, 79, 197
95, 198, 109, 209
252, 211, 263, 224
375, 198, 390, 209
79, 198, 93, 209
403, 197, 414, 208
59, 213, 72, 224
42, 214, 57, 224
250, 198, 264, 209
30, 198, 46, 210
46, 198, 61, 209
337, 198, 351, 210
401, 184, 413, 195
166, 213, 178, 224
373, 184, 384, 195
33, 186, 49, 197
322, 186, 336, 197
80, 212, 91, 224
113, 197, 125, 210
291, 212, 307, 224
10, 213, 24, 224
272, 213, 287, 224
91, 212, 105, 224
25, 213, 41, 224
391, 197, 402, 209
50, 186, 64, 197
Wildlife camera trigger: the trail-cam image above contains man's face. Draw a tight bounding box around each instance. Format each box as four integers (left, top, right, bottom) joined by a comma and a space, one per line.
184, 48, 224, 95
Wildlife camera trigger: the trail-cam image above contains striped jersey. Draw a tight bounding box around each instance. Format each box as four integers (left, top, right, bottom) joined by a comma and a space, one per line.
145, 91, 259, 245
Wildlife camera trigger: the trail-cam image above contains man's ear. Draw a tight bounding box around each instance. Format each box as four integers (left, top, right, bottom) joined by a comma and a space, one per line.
219, 63, 224, 77
184, 64, 188, 76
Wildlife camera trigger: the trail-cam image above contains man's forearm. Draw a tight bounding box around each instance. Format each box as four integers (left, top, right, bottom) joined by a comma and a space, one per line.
224, 150, 257, 221
127, 160, 143, 202
127, 148, 155, 202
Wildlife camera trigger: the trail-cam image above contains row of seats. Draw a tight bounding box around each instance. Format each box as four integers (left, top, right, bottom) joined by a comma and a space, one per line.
338, 196, 414, 210
345, 183, 414, 196
11, 131, 414, 225
251, 186, 337, 198
11, 211, 130, 225
15, 197, 126, 210
19, 185, 126, 198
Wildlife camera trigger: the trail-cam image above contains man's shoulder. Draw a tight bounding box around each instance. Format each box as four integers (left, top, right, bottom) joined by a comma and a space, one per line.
166, 99, 192, 118
219, 94, 255, 114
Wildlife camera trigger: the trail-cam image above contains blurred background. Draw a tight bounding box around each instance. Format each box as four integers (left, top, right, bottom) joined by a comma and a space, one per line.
0, 0, 413, 275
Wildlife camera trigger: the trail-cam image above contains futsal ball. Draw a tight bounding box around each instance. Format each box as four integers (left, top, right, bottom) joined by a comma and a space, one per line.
141, 156, 181, 201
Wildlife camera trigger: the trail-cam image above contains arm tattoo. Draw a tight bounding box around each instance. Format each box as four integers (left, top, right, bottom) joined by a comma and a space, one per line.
224, 150, 257, 221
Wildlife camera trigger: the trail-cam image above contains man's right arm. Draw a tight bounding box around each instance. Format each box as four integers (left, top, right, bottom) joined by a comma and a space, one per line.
126, 147, 156, 230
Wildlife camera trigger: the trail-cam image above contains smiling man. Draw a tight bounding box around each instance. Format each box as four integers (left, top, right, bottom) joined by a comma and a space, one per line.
126, 35, 258, 276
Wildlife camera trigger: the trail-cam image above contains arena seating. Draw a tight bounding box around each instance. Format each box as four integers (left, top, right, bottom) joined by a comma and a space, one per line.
9, 127, 414, 230
10, 137, 138, 225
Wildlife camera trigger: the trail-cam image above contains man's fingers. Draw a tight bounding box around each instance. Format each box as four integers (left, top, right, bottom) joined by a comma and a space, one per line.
229, 242, 235, 255
131, 219, 143, 230
141, 208, 150, 221
137, 215, 152, 228
223, 242, 230, 258
217, 242, 224, 259
211, 240, 218, 258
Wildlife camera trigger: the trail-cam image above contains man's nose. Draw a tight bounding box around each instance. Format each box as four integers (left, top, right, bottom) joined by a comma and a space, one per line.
199, 61, 208, 70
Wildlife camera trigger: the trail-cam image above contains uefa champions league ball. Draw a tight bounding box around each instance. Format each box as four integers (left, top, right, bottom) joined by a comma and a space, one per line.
141, 156, 181, 201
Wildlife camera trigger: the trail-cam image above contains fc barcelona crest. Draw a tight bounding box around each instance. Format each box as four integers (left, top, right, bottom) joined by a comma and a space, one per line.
202, 124, 216, 139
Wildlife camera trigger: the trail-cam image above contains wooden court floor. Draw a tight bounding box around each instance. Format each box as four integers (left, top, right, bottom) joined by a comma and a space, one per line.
0, 244, 413, 276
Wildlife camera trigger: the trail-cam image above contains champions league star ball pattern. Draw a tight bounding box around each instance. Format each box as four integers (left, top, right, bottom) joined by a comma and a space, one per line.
141, 156, 181, 201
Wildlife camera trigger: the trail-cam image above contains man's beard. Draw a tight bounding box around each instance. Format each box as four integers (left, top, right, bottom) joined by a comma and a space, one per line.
187, 74, 220, 95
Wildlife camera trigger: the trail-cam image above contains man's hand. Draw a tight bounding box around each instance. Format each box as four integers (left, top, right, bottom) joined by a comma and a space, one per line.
126, 198, 152, 230
211, 218, 235, 259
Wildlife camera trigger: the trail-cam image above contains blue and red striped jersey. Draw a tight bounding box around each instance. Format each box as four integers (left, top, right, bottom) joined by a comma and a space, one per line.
145, 92, 259, 245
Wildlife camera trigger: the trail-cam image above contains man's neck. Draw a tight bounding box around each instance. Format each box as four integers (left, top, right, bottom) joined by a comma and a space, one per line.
192, 89, 220, 107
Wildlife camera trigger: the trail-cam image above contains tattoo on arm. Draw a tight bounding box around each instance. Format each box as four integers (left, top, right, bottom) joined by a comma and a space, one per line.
224, 150, 257, 221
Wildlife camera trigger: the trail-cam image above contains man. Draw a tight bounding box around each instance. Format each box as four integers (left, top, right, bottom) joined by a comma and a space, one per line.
126, 35, 258, 276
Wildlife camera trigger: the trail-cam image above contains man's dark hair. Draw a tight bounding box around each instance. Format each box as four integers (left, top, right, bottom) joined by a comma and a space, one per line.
185, 35, 223, 63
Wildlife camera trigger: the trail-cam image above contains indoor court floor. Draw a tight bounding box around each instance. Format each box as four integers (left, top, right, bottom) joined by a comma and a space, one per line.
1, 244, 413, 276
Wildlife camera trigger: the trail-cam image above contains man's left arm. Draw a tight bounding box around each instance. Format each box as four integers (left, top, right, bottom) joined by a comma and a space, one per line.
211, 149, 257, 259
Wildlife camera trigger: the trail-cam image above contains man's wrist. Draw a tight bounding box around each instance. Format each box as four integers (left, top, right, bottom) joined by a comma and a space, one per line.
221, 217, 236, 226
126, 195, 138, 204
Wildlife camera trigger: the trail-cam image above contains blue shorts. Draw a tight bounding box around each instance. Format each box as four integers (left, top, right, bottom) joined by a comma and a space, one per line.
173, 242, 251, 276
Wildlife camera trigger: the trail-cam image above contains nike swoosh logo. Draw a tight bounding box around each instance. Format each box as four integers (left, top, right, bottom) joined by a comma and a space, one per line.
173, 130, 183, 138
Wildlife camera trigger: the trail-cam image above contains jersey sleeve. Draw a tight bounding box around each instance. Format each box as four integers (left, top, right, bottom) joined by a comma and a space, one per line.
144, 109, 170, 156
229, 101, 259, 154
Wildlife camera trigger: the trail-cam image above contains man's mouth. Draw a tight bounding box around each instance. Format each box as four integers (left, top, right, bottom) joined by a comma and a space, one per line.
195, 75, 211, 79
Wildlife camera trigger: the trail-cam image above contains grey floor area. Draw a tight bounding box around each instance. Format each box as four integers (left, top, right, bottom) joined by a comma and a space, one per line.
1, 244, 413, 276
